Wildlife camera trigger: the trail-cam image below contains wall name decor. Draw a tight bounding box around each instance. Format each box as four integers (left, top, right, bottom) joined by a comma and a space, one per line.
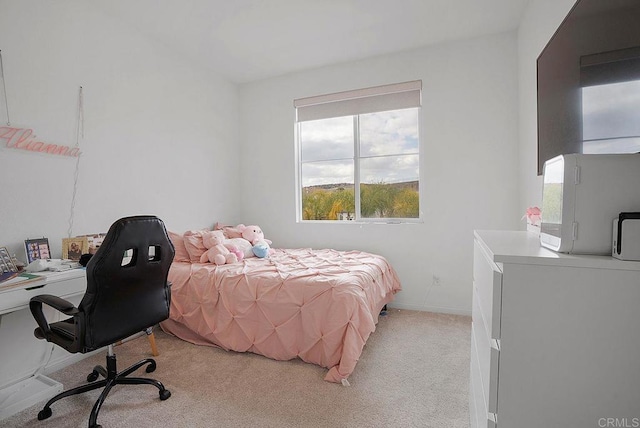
0, 126, 81, 157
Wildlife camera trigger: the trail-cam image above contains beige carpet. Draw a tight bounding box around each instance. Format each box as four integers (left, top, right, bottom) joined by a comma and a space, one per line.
1, 310, 471, 428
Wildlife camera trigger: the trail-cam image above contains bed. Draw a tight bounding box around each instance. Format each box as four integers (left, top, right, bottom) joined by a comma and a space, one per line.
160, 231, 401, 383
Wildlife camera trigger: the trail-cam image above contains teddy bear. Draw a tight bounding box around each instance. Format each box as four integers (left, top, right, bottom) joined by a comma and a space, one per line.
200, 230, 241, 265
237, 224, 272, 258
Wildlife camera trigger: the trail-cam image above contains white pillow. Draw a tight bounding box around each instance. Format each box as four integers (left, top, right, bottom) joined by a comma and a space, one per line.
226, 237, 254, 259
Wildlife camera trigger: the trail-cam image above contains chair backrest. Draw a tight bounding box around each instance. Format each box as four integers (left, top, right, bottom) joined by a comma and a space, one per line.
79, 215, 174, 350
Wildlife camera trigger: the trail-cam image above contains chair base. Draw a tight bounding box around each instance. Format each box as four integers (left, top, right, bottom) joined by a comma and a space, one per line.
36, 351, 170, 428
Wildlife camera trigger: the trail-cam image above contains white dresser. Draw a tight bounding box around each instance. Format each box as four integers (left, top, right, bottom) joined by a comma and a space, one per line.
470, 230, 640, 428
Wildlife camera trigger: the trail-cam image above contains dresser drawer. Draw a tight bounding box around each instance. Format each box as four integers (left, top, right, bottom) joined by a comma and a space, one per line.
469, 330, 483, 428
472, 295, 500, 414
470, 324, 498, 428
473, 241, 503, 339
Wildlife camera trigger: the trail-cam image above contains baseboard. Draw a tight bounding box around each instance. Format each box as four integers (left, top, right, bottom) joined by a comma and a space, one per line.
388, 302, 471, 317
42, 348, 102, 375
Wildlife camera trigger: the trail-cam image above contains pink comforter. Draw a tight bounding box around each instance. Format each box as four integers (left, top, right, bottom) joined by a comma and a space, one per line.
160, 248, 401, 382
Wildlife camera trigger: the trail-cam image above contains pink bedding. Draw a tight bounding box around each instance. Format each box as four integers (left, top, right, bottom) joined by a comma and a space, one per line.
160, 248, 401, 382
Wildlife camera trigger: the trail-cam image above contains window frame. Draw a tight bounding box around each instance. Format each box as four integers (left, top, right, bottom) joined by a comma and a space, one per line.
294, 82, 423, 224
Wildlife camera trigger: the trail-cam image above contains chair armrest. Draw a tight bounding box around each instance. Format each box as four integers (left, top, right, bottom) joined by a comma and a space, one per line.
31, 294, 79, 315
29, 294, 80, 338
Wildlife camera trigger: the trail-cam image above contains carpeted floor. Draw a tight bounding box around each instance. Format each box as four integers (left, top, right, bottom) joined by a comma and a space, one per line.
1, 309, 471, 428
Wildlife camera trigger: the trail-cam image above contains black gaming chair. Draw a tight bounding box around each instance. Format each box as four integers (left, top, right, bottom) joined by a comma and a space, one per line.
29, 215, 174, 428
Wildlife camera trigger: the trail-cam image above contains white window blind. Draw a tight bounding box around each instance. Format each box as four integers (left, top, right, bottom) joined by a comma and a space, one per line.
294, 80, 422, 122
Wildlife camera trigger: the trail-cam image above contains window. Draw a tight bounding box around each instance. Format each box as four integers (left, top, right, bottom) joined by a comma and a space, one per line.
582, 79, 640, 154
580, 48, 640, 154
295, 81, 421, 222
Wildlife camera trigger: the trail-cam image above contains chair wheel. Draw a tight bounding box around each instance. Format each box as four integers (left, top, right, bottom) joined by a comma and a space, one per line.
87, 370, 100, 382
159, 389, 171, 400
145, 361, 157, 373
38, 407, 52, 420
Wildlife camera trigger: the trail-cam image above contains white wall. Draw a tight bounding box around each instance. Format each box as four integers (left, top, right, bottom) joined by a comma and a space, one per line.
0, 0, 534, 316
517, 0, 576, 212
0, 0, 240, 260
238, 32, 521, 314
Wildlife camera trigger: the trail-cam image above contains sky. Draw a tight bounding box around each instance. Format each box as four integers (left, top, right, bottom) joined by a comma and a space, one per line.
582, 79, 640, 154
299, 108, 419, 187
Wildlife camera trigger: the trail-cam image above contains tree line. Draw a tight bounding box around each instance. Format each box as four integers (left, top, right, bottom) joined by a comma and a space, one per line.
302, 183, 419, 220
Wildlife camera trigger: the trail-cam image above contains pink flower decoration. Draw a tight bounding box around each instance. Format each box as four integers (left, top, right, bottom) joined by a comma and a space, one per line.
524, 206, 542, 225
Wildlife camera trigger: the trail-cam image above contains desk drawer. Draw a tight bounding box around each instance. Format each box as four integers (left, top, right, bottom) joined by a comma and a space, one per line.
473, 241, 502, 339
0, 276, 86, 315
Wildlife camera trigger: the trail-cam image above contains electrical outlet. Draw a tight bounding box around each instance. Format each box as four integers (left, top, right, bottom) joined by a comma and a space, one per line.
432, 275, 440, 286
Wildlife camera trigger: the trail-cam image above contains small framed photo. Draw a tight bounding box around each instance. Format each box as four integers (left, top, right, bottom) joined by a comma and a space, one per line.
1, 246, 19, 282
78, 233, 107, 254
24, 238, 51, 264
62, 237, 89, 261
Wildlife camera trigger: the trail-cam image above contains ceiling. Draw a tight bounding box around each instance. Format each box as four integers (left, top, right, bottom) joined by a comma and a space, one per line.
92, 0, 531, 84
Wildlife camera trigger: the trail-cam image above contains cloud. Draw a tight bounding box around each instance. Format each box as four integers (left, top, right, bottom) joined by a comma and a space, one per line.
583, 137, 640, 154
299, 108, 419, 186
301, 160, 353, 187
360, 109, 419, 157
360, 154, 419, 184
300, 116, 353, 162
582, 80, 640, 140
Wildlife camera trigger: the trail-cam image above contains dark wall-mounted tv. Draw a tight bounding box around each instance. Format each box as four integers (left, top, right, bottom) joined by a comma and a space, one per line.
536, 0, 640, 175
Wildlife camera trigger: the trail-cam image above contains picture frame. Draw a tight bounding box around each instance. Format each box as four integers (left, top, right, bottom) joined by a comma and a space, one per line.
24, 238, 51, 264
77, 233, 107, 254
62, 237, 89, 261
0, 246, 19, 282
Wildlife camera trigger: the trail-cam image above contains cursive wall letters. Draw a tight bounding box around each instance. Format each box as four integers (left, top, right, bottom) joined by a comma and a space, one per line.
0, 126, 81, 157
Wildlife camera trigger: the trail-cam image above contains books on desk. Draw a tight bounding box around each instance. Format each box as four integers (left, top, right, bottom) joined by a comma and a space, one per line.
33, 268, 85, 282
0, 271, 18, 283
1, 272, 44, 287
0, 272, 45, 291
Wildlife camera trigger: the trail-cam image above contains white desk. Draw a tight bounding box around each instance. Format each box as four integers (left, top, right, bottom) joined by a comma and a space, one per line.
0, 269, 86, 315
0, 269, 87, 420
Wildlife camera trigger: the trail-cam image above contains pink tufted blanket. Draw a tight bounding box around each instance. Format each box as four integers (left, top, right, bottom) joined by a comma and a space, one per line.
160, 248, 401, 382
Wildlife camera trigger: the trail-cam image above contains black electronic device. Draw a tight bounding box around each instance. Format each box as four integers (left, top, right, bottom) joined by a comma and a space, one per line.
537, 0, 640, 175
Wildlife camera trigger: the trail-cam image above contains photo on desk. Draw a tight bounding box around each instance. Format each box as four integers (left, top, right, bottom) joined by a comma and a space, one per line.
62, 236, 89, 261
24, 238, 51, 264
0, 246, 19, 282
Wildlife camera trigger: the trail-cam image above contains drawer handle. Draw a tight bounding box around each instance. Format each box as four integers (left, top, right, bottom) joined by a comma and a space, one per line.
25, 284, 46, 291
